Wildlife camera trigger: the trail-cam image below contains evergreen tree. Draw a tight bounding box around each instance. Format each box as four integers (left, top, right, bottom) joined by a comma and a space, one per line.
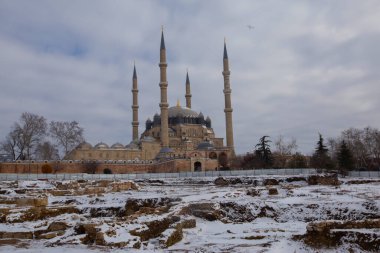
316, 133, 328, 155
311, 133, 334, 170
337, 140, 354, 173
255, 136, 273, 168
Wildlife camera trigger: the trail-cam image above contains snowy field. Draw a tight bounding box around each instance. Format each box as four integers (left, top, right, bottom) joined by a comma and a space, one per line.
0, 175, 379, 252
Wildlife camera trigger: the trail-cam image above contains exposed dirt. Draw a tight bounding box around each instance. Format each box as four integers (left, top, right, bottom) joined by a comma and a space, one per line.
307, 174, 341, 185
179, 202, 223, 221
295, 219, 380, 251
0, 176, 378, 252
125, 197, 180, 216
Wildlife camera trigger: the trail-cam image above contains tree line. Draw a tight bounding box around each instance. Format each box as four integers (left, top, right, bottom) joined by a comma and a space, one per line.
0, 112, 85, 161
232, 126, 380, 172
2, 112, 379, 172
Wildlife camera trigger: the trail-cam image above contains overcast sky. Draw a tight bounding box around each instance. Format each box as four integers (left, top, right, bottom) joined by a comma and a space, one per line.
1, 0, 379, 155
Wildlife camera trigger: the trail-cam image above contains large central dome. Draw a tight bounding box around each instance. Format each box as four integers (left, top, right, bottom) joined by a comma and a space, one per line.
168, 105, 199, 118
145, 102, 212, 130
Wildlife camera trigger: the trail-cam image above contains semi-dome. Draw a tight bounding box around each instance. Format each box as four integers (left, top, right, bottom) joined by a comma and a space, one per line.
197, 140, 214, 150
159, 147, 173, 153
111, 142, 125, 149
168, 106, 199, 118
77, 142, 93, 149
94, 142, 109, 149
141, 136, 155, 142
156, 146, 174, 159
126, 140, 140, 150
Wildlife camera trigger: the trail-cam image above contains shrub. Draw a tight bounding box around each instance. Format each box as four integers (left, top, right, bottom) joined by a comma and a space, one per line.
103, 168, 112, 174
41, 164, 53, 174
82, 162, 99, 174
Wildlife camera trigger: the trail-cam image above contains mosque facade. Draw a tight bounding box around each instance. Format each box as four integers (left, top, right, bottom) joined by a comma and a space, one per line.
67, 31, 235, 171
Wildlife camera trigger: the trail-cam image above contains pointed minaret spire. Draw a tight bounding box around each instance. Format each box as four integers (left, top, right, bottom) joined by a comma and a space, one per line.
185, 69, 192, 109
131, 62, 139, 141
160, 26, 165, 50
159, 27, 169, 148
133, 61, 137, 79
222, 39, 235, 156
223, 37, 228, 59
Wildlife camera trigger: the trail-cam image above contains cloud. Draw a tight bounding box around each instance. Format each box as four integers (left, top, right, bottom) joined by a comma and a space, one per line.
0, 0, 380, 155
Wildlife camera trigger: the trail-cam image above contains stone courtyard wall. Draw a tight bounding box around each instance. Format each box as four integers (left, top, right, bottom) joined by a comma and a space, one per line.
0, 161, 170, 174
0, 159, 218, 174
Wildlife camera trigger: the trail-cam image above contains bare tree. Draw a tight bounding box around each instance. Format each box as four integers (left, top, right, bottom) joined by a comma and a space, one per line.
341, 127, 370, 169
1, 113, 87, 161
35, 141, 59, 160
1, 113, 47, 160
362, 127, 380, 168
327, 137, 338, 161
0, 127, 20, 160
274, 135, 298, 155
18, 112, 47, 159
326, 126, 380, 170
288, 152, 308, 168
273, 135, 298, 168
50, 121, 85, 157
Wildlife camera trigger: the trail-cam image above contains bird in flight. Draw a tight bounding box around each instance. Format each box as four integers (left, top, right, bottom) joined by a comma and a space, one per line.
247, 25, 254, 30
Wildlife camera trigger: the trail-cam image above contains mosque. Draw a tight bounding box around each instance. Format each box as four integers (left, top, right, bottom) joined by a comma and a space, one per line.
67, 30, 235, 171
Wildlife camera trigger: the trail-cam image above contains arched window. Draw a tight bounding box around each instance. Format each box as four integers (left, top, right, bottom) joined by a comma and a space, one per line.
209, 152, 217, 159
194, 161, 202, 172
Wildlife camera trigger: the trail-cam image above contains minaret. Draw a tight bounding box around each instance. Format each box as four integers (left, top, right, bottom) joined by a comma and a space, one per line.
222, 39, 235, 155
131, 63, 139, 141
159, 28, 169, 148
185, 70, 192, 108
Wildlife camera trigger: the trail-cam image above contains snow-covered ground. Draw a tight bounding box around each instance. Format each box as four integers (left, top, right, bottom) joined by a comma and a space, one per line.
0, 176, 379, 252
